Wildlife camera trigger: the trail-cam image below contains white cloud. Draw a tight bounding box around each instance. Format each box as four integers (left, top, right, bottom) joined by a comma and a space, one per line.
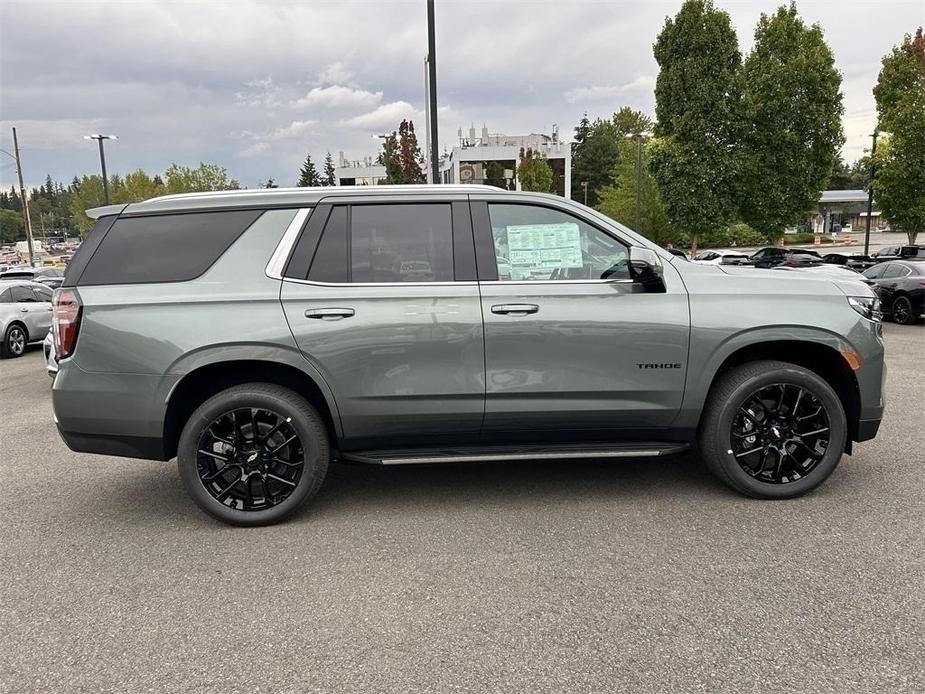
292, 85, 382, 110
264, 120, 319, 141
317, 62, 354, 86
563, 76, 656, 104
340, 101, 422, 130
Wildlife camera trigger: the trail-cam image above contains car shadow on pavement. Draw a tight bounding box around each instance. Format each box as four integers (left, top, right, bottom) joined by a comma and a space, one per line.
79, 452, 725, 528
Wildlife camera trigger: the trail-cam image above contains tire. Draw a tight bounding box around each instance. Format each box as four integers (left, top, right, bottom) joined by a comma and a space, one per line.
177, 383, 329, 526
1, 323, 28, 359
699, 360, 847, 499
891, 295, 915, 325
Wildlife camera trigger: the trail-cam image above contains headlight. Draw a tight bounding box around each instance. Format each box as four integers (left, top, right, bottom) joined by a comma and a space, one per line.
847, 296, 882, 322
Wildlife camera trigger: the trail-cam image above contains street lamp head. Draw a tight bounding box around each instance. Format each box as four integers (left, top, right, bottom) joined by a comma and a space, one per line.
84, 134, 118, 141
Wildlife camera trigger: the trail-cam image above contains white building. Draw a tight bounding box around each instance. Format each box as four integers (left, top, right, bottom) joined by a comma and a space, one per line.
334, 151, 387, 186
439, 124, 571, 197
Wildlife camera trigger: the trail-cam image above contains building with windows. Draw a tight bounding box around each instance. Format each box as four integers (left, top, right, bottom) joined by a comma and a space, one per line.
439, 124, 571, 197
333, 152, 387, 187
812, 189, 884, 234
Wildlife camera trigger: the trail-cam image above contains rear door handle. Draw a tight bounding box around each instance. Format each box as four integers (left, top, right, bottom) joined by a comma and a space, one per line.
305, 307, 355, 320
491, 303, 539, 316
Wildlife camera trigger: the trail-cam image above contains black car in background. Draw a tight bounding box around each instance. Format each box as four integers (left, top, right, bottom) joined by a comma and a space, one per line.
862, 259, 925, 325
749, 247, 822, 268
822, 253, 877, 271
872, 245, 925, 263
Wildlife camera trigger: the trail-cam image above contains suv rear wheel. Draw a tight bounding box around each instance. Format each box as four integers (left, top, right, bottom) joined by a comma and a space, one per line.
699, 360, 847, 499
177, 383, 329, 526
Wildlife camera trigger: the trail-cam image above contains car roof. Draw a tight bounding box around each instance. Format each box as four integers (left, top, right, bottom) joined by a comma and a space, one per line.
0, 278, 50, 289
86, 184, 505, 219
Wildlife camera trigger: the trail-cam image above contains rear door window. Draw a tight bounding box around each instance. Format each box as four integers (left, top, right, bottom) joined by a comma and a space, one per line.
350, 204, 454, 283
31, 285, 53, 302
10, 286, 36, 302
77, 210, 263, 285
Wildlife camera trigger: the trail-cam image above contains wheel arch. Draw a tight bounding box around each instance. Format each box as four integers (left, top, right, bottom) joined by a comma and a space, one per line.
698, 338, 861, 450
4, 319, 29, 342
162, 358, 342, 460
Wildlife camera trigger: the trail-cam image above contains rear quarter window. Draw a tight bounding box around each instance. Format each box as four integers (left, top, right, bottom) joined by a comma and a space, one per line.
77, 210, 263, 285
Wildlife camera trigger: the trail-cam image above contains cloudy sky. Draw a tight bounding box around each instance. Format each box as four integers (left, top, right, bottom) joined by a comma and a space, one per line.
1, 0, 921, 190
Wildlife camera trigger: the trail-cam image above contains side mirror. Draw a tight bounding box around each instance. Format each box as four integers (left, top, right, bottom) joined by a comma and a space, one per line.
629, 247, 666, 293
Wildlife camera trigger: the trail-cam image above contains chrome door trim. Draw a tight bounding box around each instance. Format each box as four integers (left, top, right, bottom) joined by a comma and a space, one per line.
265, 207, 311, 280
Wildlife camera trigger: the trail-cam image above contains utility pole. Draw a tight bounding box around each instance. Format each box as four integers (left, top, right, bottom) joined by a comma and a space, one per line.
581, 181, 588, 206
425, 0, 439, 183
864, 131, 878, 257
84, 134, 117, 205
11, 127, 35, 267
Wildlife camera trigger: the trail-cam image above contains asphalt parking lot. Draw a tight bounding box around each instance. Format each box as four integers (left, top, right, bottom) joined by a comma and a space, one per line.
1, 323, 923, 693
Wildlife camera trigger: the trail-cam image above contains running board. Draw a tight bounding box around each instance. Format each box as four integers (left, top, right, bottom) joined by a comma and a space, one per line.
341, 442, 689, 466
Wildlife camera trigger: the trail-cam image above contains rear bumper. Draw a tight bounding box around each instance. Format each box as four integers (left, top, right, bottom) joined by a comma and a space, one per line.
56, 425, 168, 461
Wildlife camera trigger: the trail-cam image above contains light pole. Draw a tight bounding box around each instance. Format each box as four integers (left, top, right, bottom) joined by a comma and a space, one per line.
580, 181, 588, 206
84, 134, 117, 205
864, 131, 878, 256
425, 0, 439, 184
626, 131, 651, 233
8, 128, 36, 266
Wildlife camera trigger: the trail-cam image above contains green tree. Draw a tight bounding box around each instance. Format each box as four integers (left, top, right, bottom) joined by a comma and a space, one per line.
163, 163, 240, 194
873, 28, 925, 244
485, 161, 507, 189
121, 169, 165, 201
613, 107, 653, 137
322, 152, 336, 186
650, 0, 742, 254
738, 3, 844, 240
828, 156, 871, 190
0, 208, 24, 243
570, 114, 620, 207
377, 133, 402, 184
297, 153, 319, 187
517, 147, 554, 193
68, 175, 112, 234
598, 139, 679, 246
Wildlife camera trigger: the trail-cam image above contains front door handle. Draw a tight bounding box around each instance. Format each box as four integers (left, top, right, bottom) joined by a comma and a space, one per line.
305, 307, 355, 321
491, 303, 539, 316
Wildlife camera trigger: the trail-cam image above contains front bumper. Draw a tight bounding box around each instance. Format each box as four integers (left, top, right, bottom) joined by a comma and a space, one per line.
856, 418, 882, 442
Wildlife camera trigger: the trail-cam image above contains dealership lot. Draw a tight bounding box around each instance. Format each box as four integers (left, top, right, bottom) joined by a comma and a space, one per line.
1, 323, 922, 693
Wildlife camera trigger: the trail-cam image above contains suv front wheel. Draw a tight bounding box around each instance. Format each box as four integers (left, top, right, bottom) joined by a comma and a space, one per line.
177, 383, 329, 526
699, 360, 847, 499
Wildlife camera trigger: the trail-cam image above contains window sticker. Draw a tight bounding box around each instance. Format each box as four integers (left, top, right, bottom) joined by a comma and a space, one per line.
505, 223, 583, 277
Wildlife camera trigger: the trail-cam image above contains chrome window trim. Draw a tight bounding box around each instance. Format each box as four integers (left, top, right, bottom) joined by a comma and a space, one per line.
265, 207, 312, 280
279, 277, 631, 288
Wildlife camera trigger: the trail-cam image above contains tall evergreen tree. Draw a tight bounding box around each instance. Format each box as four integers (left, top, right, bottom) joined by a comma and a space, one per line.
322, 152, 336, 186
377, 133, 402, 184
738, 2, 844, 240
650, 0, 742, 253
297, 153, 319, 187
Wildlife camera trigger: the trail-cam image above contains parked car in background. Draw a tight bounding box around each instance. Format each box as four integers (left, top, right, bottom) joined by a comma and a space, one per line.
692, 250, 750, 265
0, 266, 65, 282
0, 279, 54, 358
822, 253, 876, 271
36, 276, 65, 290
48, 186, 884, 525
749, 247, 821, 269
872, 245, 925, 263
861, 260, 925, 325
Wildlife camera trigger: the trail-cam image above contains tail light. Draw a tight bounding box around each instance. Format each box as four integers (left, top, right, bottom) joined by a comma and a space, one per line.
53, 288, 82, 359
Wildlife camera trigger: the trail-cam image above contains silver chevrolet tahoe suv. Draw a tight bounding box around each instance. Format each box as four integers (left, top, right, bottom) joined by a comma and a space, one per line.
50, 186, 885, 525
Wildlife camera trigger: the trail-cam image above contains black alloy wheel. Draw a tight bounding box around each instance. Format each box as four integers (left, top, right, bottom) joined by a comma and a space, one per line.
891, 296, 914, 325
177, 383, 329, 526
730, 383, 830, 484
196, 407, 304, 511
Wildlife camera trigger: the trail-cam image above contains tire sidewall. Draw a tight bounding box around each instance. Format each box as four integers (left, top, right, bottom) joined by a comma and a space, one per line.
178, 388, 328, 526
711, 366, 847, 498
892, 296, 913, 325
4, 324, 26, 358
